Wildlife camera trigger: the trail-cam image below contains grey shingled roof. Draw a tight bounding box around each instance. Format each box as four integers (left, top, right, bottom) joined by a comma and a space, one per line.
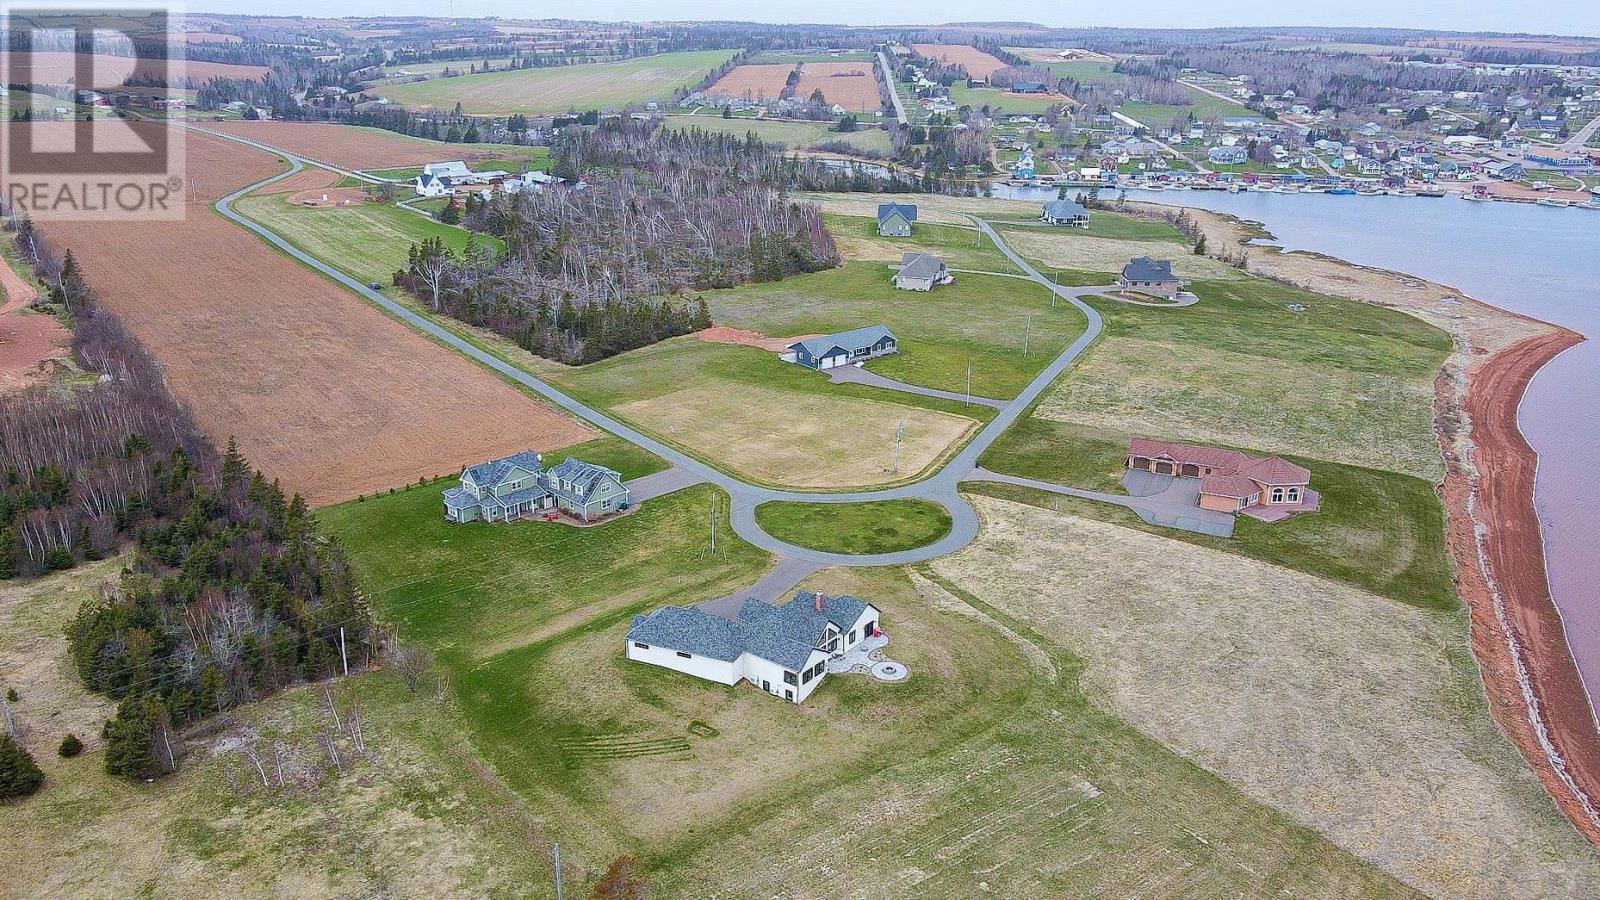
1043, 198, 1087, 218
627, 592, 875, 673
789, 325, 895, 359
545, 457, 623, 503
898, 252, 944, 280
1122, 257, 1175, 282
464, 450, 543, 489
877, 202, 918, 225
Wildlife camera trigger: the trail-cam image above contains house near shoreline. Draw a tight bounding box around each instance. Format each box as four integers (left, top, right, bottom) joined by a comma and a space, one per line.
1125, 438, 1318, 523
876, 202, 918, 236
1041, 198, 1090, 227
443, 452, 630, 523
783, 325, 899, 370
894, 252, 951, 291
1117, 257, 1181, 298
625, 591, 881, 703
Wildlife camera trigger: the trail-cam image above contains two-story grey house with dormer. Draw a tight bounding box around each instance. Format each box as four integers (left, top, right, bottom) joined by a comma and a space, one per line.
442, 452, 630, 524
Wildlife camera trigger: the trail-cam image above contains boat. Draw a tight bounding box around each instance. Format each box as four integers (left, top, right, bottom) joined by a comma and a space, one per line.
1537, 198, 1571, 208
1328, 187, 1357, 195
1303, 185, 1331, 194
1416, 189, 1446, 198
1227, 184, 1241, 193
1390, 190, 1417, 197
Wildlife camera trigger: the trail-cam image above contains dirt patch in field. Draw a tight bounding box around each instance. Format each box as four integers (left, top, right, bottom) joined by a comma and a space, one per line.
934, 494, 1600, 899
695, 325, 819, 352
0, 314, 72, 392
615, 380, 977, 488
794, 62, 881, 112
706, 63, 794, 101
253, 165, 342, 196
285, 186, 373, 207
206, 121, 506, 171
911, 44, 1009, 80
1438, 328, 1600, 850
23, 125, 593, 504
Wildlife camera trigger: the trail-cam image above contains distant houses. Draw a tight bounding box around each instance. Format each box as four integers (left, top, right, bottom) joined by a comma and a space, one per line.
1117, 257, 1180, 299
876, 202, 917, 236
1208, 145, 1249, 165
625, 591, 882, 703
783, 325, 898, 370
443, 452, 631, 523
1125, 438, 1318, 523
1041, 198, 1090, 227
894, 252, 951, 291
1009, 81, 1047, 94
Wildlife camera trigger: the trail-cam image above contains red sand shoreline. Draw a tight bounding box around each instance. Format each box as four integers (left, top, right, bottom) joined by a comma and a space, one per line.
1441, 328, 1600, 847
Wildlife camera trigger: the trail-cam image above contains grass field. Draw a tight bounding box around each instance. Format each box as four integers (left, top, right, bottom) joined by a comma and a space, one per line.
547, 338, 983, 489
1033, 278, 1451, 480
948, 81, 1072, 115
235, 193, 496, 286
364, 147, 551, 181
995, 225, 1244, 283
754, 499, 953, 554
314, 484, 1418, 896
662, 114, 892, 154
377, 50, 739, 114
932, 495, 1600, 899
705, 257, 1089, 401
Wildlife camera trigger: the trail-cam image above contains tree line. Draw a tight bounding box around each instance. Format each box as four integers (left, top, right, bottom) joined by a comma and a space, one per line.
0, 215, 377, 787
399, 119, 840, 365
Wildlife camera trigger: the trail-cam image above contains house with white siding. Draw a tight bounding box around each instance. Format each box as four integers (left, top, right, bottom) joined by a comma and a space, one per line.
625, 592, 882, 703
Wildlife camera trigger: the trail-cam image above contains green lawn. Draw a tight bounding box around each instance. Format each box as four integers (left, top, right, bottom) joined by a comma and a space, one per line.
974, 421, 1456, 609
754, 499, 953, 554
997, 212, 1186, 242
312, 480, 1412, 895
829, 212, 1027, 272
948, 81, 1068, 115
377, 50, 740, 115
364, 147, 550, 181
662, 114, 892, 155
704, 259, 1088, 400
234, 193, 497, 286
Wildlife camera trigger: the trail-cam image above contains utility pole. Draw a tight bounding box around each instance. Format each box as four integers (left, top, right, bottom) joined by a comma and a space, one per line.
709, 494, 718, 555
965, 362, 972, 407
1024, 315, 1033, 357
891, 420, 906, 474
552, 844, 563, 900
339, 626, 349, 677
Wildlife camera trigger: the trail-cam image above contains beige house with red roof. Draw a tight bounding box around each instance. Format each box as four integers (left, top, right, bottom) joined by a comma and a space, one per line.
1126, 438, 1318, 522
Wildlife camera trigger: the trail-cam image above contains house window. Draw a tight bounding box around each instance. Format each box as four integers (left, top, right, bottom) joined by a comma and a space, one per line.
633, 642, 649, 650
802, 668, 814, 684
676, 651, 692, 659
783, 671, 797, 686
848, 630, 857, 644
1288, 487, 1301, 503
785, 689, 794, 701
1271, 487, 1285, 503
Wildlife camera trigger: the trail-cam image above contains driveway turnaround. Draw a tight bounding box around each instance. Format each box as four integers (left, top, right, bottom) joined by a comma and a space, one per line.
206, 130, 1140, 600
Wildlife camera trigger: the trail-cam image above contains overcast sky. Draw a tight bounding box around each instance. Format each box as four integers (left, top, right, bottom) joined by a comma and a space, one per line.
213, 0, 1600, 39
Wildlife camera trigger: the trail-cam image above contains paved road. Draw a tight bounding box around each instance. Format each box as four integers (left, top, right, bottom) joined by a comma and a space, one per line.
826, 364, 1006, 409
877, 51, 908, 126
203, 129, 1115, 598
1561, 111, 1600, 152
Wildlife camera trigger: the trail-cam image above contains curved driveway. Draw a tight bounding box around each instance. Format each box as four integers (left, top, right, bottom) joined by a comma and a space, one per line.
207, 131, 1106, 570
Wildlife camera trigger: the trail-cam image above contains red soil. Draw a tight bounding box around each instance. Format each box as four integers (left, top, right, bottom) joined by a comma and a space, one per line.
22, 125, 593, 504
254, 166, 342, 196
0, 251, 70, 393
695, 326, 819, 352
910, 44, 1009, 80
0, 50, 267, 86
207, 121, 511, 171
1440, 328, 1600, 848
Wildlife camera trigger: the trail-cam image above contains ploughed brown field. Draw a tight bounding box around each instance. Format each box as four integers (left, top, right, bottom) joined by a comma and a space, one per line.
910, 44, 1009, 80
708, 61, 880, 112
0, 50, 267, 86
793, 62, 880, 112
204, 121, 512, 171
21, 124, 593, 504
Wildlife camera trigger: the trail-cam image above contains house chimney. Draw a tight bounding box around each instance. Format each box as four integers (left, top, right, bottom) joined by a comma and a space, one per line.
813, 592, 825, 614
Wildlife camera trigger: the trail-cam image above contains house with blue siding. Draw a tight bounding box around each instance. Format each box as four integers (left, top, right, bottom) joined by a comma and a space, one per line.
443, 453, 630, 523
783, 325, 898, 370
876, 203, 918, 236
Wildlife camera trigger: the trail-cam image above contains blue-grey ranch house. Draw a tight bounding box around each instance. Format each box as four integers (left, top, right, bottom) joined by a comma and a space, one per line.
443, 452, 630, 523
783, 325, 898, 370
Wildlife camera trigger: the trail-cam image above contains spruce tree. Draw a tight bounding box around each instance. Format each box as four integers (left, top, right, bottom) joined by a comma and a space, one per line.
0, 734, 43, 799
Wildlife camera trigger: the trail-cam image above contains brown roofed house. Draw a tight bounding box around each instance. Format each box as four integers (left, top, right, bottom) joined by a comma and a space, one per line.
1126, 437, 1318, 523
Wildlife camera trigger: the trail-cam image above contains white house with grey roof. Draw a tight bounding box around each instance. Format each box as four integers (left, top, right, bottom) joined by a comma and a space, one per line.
443, 452, 630, 523
625, 591, 881, 703
782, 325, 898, 370
894, 252, 951, 291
